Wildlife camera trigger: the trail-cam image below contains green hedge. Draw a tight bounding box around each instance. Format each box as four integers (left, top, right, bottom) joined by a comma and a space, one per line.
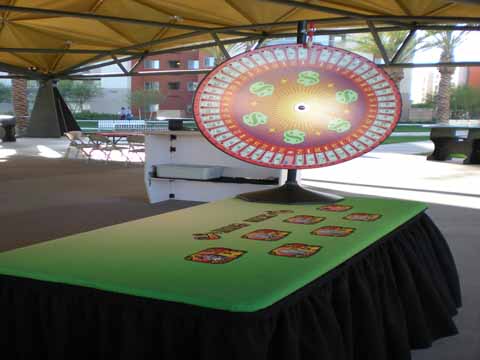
74, 111, 129, 120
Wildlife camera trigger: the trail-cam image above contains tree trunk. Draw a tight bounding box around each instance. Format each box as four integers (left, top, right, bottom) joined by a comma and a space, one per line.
384, 68, 405, 88
436, 51, 455, 124
11, 78, 29, 135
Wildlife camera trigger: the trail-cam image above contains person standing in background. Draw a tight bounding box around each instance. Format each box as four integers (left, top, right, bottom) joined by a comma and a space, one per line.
126, 107, 133, 120
119, 107, 127, 120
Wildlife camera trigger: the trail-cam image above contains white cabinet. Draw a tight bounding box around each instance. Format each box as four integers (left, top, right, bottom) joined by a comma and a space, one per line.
144, 131, 286, 203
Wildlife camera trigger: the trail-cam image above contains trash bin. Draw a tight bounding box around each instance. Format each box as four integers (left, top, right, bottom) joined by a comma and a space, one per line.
0, 115, 16, 142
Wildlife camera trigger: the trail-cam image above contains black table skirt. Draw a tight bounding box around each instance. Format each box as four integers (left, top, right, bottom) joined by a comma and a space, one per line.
0, 213, 461, 360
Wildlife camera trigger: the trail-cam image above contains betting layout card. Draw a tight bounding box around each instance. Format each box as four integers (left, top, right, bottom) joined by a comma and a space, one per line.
269, 243, 322, 258
311, 226, 355, 237
244, 213, 278, 223
343, 213, 382, 221
242, 229, 290, 241
317, 204, 353, 212
211, 223, 249, 233
185, 248, 246, 264
192, 233, 221, 240
283, 215, 326, 225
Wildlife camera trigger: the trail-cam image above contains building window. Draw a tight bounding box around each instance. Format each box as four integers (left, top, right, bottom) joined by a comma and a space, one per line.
204, 57, 216, 67
149, 104, 159, 112
168, 82, 180, 90
168, 60, 181, 68
144, 60, 160, 69
187, 60, 199, 70
187, 82, 198, 92
144, 81, 160, 90
186, 104, 193, 113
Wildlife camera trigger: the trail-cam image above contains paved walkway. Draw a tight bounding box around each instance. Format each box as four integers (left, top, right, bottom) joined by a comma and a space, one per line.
3, 138, 479, 209
0, 137, 142, 162
373, 140, 434, 154
302, 140, 480, 209
2, 138, 433, 159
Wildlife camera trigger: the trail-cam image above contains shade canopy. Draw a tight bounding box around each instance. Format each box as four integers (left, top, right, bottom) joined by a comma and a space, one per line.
0, 0, 480, 77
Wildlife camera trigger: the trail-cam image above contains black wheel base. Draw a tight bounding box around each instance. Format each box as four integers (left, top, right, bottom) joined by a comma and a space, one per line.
237, 182, 343, 204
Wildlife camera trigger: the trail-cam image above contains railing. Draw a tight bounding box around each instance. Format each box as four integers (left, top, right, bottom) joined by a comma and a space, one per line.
77, 119, 197, 132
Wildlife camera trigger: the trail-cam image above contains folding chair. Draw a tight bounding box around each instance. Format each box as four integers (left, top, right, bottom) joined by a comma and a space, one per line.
87, 133, 128, 162
64, 131, 96, 160
125, 135, 145, 165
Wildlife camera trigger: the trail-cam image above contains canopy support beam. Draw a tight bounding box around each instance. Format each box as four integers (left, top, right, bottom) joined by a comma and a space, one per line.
63, 69, 211, 79
391, 29, 416, 64
212, 33, 231, 59
129, 52, 148, 74
62, 35, 261, 76
259, 0, 408, 26
0, 5, 255, 37
367, 21, 390, 65
0, 60, 45, 79
57, 30, 208, 76
111, 55, 129, 74
4, 61, 480, 80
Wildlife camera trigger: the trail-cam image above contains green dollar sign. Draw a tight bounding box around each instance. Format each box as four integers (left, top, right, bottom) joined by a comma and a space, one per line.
243, 112, 268, 127
249, 81, 275, 97
336, 89, 358, 104
336, 91, 347, 104
297, 71, 320, 87
328, 118, 351, 133
283, 129, 305, 144
344, 89, 358, 103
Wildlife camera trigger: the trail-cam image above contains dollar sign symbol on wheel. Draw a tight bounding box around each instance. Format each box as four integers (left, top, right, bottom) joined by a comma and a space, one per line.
243, 112, 268, 127
328, 118, 351, 133
283, 129, 305, 144
336, 89, 358, 104
249, 82, 275, 97
297, 71, 320, 87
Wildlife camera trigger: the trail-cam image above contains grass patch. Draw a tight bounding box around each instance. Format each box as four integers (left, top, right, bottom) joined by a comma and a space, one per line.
394, 125, 428, 132
77, 120, 98, 130
382, 136, 431, 144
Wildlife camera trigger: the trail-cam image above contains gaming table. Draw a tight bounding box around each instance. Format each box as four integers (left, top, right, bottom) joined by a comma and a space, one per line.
0, 197, 461, 359
94, 131, 144, 144
425, 125, 480, 164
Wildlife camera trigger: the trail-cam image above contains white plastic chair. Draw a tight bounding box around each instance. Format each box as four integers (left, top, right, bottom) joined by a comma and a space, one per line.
88, 133, 128, 162
64, 131, 96, 160
125, 135, 145, 165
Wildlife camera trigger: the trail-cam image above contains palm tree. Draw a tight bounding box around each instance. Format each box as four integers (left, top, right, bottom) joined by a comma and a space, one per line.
204, 40, 259, 65
11, 78, 29, 135
420, 31, 467, 124
352, 31, 421, 86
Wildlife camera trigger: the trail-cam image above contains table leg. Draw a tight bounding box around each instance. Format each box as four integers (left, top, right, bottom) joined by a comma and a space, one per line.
427, 138, 450, 161
464, 139, 480, 164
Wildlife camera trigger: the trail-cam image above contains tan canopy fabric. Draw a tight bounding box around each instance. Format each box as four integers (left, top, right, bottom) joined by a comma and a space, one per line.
0, 0, 479, 75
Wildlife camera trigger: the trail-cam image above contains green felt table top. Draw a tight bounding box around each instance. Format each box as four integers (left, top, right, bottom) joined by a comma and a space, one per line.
0, 197, 426, 312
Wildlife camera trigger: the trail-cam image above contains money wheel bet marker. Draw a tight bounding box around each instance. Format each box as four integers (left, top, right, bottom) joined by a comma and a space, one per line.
193, 44, 402, 170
